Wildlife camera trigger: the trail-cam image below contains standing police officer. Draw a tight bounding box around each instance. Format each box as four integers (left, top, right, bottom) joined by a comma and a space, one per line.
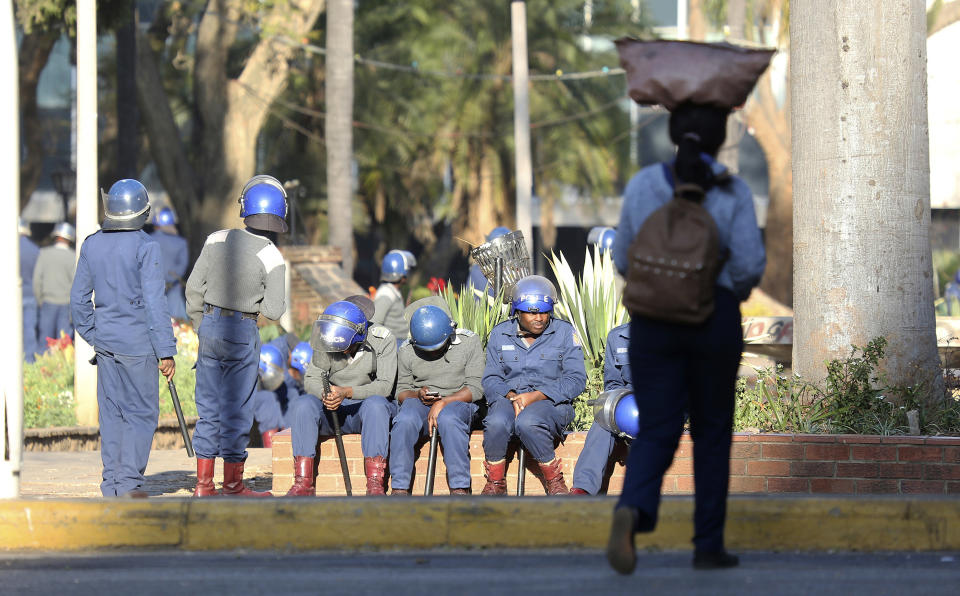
373, 249, 416, 341
254, 336, 311, 447
70, 179, 176, 497
19, 219, 40, 362
389, 297, 484, 495
286, 296, 397, 496
480, 275, 587, 495
34, 222, 76, 347
185, 174, 288, 497
150, 206, 189, 320
570, 322, 632, 495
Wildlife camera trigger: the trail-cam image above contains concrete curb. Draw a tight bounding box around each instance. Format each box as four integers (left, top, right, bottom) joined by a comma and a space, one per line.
0, 496, 958, 551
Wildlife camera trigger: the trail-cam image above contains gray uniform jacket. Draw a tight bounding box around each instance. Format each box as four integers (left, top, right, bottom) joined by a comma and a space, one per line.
33, 245, 75, 305
396, 329, 485, 402
372, 283, 407, 340
304, 324, 398, 400
185, 228, 286, 328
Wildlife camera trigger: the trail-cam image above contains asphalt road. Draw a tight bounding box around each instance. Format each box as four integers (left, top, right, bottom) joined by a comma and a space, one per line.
0, 550, 957, 595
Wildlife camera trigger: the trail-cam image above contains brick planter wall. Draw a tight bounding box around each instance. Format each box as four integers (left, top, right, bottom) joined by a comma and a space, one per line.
270, 430, 960, 496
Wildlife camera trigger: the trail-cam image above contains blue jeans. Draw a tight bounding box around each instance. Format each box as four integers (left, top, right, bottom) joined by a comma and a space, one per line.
389, 398, 479, 491
192, 308, 260, 462
571, 422, 622, 495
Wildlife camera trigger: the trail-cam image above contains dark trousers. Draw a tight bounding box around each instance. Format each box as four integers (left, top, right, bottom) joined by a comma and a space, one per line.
482, 398, 574, 463
571, 422, 621, 495
252, 388, 291, 432
389, 399, 479, 490
290, 394, 395, 459
38, 302, 72, 348
96, 351, 159, 496
193, 309, 260, 462
617, 288, 742, 553
23, 297, 38, 363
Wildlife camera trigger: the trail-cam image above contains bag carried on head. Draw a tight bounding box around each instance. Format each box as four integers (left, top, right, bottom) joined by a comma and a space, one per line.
622, 174, 723, 325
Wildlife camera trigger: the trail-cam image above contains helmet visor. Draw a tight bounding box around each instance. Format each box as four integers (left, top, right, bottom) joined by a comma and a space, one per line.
259, 362, 285, 391
311, 314, 365, 352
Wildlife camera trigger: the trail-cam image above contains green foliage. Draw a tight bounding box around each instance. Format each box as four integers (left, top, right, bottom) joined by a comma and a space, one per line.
734, 365, 828, 433
441, 284, 509, 348
573, 365, 605, 431
158, 351, 198, 419
408, 286, 435, 303
23, 348, 77, 428
933, 249, 960, 296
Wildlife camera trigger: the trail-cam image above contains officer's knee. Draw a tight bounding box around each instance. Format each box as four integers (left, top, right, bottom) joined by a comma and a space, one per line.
437, 408, 465, 433
514, 411, 545, 439
289, 395, 319, 421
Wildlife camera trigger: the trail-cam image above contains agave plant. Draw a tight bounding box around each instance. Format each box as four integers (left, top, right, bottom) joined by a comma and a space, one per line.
548, 246, 630, 374
441, 284, 509, 348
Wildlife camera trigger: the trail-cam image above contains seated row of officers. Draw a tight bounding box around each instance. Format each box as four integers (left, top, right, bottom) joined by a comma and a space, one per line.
255, 274, 633, 497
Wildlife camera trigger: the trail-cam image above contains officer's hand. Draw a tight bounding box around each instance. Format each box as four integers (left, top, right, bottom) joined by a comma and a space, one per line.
510, 391, 536, 418
323, 386, 345, 410
427, 399, 447, 434
159, 358, 176, 381
419, 387, 440, 404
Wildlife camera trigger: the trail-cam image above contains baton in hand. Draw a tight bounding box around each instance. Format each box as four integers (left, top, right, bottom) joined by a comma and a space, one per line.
424, 426, 439, 496
517, 448, 526, 496
321, 371, 352, 496
167, 379, 195, 458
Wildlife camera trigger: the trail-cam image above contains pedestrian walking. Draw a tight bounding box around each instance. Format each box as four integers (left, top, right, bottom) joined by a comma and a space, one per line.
389, 297, 484, 495
480, 275, 587, 495
70, 179, 176, 497
185, 174, 288, 497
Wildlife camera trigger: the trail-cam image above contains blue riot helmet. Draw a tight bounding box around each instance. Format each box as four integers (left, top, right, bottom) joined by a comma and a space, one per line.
52, 222, 76, 244
311, 300, 368, 352
290, 341, 313, 375
487, 226, 511, 242
592, 389, 640, 439
259, 344, 285, 391
239, 174, 288, 233
409, 305, 456, 351
381, 249, 416, 282
101, 179, 151, 231
587, 226, 616, 253
510, 274, 558, 314
153, 206, 177, 227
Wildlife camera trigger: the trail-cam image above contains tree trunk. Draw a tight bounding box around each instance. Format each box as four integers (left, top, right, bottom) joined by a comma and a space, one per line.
115, 9, 138, 180
688, 0, 708, 41
791, 0, 943, 405
327, 0, 356, 276
717, 0, 747, 174
18, 31, 58, 210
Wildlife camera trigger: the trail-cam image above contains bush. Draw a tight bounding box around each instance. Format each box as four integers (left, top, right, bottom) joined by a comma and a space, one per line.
23, 343, 77, 428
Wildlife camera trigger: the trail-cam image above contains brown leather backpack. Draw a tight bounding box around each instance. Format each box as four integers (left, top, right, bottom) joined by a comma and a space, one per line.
622, 181, 722, 325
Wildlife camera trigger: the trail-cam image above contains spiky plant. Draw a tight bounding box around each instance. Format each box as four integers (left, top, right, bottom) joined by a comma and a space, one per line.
441, 284, 509, 348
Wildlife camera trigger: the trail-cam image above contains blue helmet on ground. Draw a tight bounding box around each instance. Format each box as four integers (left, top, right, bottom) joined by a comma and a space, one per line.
290, 341, 313, 374
487, 226, 511, 242
259, 344, 285, 391
587, 226, 616, 253
239, 174, 288, 233
52, 222, 76, 244
311, 300, 369, 352
593, 389, 640, 439
409, 305, 456, 352
381, 249, 417, 282
510, 275, 558, 314
153, 206, 177, 227
101, 179, 151, 231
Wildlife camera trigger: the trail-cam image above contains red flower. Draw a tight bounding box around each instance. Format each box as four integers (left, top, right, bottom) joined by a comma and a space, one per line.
427, 277, 447, 294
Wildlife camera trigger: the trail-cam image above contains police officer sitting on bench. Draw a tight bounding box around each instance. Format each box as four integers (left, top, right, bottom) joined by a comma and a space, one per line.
71, 179, 176, 498
254, 336, 311, 447
185, 175, 288, 497
480, 275, 587, 495
389, 297, 485, 495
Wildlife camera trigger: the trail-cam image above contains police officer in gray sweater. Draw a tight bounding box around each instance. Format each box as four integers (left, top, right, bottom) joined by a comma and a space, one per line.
34, 222, 76, 348
185, 175, 287, 498
373, 249, 416, 342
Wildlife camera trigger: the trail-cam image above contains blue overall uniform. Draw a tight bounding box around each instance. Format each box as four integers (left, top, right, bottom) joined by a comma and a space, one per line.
252, 337, 301, 431
20, 235, 39, 363
389, 329, 485, 491
572, 323, 633, 495
150, 228, 189, 320
291, 325, 398, 460
611, 160, 765, 553
70, 230, 176, 497
482, 317, 587, 463
34, 244, 75, 346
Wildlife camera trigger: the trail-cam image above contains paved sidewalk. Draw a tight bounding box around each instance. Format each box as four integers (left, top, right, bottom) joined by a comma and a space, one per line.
19, 449, 274, 498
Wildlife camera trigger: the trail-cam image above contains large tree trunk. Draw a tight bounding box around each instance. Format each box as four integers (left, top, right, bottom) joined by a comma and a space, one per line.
717, 0, 747, 174
792, 0, 942, 405
115, 9, 138, 180
18, 30, 58, 210
326, 0, 356, 276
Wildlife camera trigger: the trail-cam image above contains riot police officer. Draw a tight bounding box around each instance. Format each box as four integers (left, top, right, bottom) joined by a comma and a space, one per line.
34, 221, 76, 347
185, 174, 288, 497
149, 206, 189, 320
286, 296, 398, 496
389, 298, 484, 495
373, 249, 416, 341
254, 336, 311, 447
70, 179, 176, 497
570, 322, 632, 495
480, 275, 587, 495
587, 226, 616, 253
19, 219, 39, 362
